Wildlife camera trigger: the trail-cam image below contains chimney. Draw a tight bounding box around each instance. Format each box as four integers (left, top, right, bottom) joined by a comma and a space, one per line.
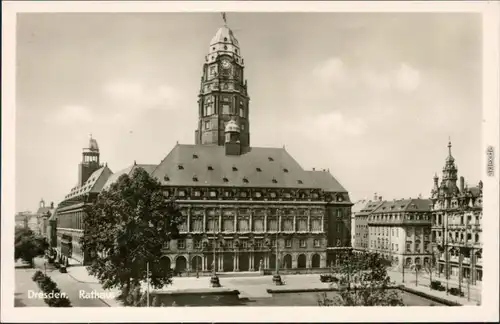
50, 202, 54, 208
374, 192, 378, 201
379, 196, 382, 201
312, 168, 315, 171
460, 176, 465, 193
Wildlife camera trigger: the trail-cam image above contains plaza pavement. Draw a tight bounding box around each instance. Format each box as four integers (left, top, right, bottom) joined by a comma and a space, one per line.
66, 264, 481, 306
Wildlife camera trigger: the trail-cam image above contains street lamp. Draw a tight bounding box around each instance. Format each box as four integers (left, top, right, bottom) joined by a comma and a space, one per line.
272, 211, 282, 285
210, 221, 221, 288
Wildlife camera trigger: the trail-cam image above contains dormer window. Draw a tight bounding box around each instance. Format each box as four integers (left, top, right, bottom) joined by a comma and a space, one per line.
268, 157, 274, 162
232, 166, 238, 172
272, 178, 278, 184
193, 154, 198, 159
194, 190, 201, 197
178, 165, 184, 170
297, 180, 303, 184
178, 191, 186, 197
164, 175, 170, 181
209, 191, 217, 198
223, 177, 229, 183
193, 176, 199, 182
256, 167, 262, 172
243, 178, 249, 184
283, 168, 289, 173
208, 166, 214, 171
270, 192, 277, 198
240, 192, 248, 198
254, 192, 262, 198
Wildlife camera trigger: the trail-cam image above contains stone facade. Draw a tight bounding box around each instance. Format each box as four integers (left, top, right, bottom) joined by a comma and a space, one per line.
367, 199, 433, 270
430, 141, 483, 284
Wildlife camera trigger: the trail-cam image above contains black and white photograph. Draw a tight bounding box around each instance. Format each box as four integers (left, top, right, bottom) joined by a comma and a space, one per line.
1, 1, 499, 323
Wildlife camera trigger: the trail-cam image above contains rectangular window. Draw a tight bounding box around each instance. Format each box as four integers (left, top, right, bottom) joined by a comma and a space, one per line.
194, 240, 201, 249
299, 239, 306, 248
205, 120, 211, 130
406, 243, 411, 252
178, 240, 185, 249
285, 239, 292, 248
239, 107, 244, 118
271, 239, 277, 248
255, 240, 263, 248
314, 239, 320, 247
222, 104, 230, 115
392, 243, 394, 250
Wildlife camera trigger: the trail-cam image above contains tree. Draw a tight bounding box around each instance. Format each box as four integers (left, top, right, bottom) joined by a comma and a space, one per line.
15, 227, 48, 267
319, 251, 404, 306
80, 167, 183, 306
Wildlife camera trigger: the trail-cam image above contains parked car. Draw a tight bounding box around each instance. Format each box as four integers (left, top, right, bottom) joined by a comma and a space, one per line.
320, 274, 339, 283
430, 280, 446, 291
448, 287, 464, 297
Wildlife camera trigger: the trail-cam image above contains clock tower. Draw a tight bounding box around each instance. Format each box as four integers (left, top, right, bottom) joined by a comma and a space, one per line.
194, 18, 250, 151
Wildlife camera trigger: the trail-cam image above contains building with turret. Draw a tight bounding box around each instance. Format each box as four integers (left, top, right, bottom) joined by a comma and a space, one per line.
53, 17, 352, 272
430, 141, 483, 284
54, 135, 113, 265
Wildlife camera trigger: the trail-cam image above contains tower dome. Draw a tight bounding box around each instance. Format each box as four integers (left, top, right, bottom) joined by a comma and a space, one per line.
225, 119, 240, 133
210, 26, 240, 48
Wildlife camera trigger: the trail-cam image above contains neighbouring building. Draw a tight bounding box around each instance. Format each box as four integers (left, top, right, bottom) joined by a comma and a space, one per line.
51, 18, 353, 272
35, 199, 54, 237
353, 195, 383, 252
350, 200, 367, 248
54, 136, 113, 265
367, 198, 432, 270
15, 211, 33, 229
430, 141, 483, 284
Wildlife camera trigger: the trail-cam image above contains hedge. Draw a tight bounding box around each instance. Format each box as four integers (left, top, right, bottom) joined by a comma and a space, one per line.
31, 270, 72, 307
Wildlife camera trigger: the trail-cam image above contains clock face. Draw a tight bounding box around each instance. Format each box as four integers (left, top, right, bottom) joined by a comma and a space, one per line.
221, 59, 231, 69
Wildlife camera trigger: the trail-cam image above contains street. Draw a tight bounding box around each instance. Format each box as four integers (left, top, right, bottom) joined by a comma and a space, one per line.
15, 258, 114, 307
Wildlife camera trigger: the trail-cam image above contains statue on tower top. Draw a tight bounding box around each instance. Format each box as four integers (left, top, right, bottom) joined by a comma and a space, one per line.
221, 12, 227, 26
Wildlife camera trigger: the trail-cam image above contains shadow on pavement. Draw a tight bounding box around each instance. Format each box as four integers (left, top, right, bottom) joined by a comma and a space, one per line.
14, 293, 26, 307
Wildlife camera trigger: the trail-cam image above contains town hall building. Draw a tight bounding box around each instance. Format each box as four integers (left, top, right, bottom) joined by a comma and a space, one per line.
53, 18, 353, 273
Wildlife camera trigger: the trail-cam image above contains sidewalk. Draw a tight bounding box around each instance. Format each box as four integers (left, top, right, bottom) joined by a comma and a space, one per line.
387, 269, 481, 305
15, 267, 47, 307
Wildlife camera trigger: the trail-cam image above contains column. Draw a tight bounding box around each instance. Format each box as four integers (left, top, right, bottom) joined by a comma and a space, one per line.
293, 209, 297, 232
218, 208, 222, 233
278, 211, 282, 232
321, 211, 325, 232
307, 209, 311, 232
219, 253, 224, 272
234, 252, 238, 271
234, 209, 238, 232
203, 209, 207, 232
249, 210, 253, 232
203, 255, 207, 271
187, 256, 191, 272
249, 252, 254, 271
187, 207, 191, 232
264, 209, 268, 232
292, 254, 298, 268
470, 248, 476, 285
264, 254, 268, 269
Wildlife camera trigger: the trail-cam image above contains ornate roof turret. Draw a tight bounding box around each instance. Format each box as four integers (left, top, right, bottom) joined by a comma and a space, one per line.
88, 134, 99, 152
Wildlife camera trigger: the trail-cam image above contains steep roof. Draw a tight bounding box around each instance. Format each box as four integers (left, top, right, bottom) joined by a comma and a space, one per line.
102, 164, 157, 190
64, 165, 113, 200
151, 144, 348, 192
306, 170, 348, 193
372, 198, 432, 213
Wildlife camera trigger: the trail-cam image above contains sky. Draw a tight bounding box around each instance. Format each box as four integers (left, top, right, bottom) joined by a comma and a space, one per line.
15, 12, 482, 212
